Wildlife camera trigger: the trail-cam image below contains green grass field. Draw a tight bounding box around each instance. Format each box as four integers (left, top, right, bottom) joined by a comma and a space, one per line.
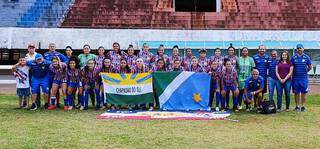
0, 94, 319, 148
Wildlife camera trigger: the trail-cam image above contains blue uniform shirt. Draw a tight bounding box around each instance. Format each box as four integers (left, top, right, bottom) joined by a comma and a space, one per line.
27, 60, 51, 78
291, 53, 312, 79
268, 58, 278, 79
44, 51, 67, 63
244, 75, 264, 92
253, 54, 270, 80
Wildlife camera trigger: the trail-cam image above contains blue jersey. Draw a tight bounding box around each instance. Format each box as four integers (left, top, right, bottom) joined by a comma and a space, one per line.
44, 51, 67, 63
253, 54, 270, 79
27, 60, 51, 78
268, 58, 278, 79
291, 53, 312, 79
244, 76, 264, 92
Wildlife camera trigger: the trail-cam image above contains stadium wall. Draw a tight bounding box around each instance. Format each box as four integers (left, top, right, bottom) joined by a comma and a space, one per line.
0, 27, 320, 49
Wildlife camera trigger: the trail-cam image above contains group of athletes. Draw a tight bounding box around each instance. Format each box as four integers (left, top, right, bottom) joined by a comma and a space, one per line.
12, 42, 312, 112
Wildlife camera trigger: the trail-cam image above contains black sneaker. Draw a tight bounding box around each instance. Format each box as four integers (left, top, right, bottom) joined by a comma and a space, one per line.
44, 103, 49, 109
30, 103, 37, 111
75, 103, 81, 109
294, 106, 300, 112
301, 106, 306, 112
83, 106, 89, 110
56, 103, 61, 109
22, 100, 27, 108
36, 98, 41, 107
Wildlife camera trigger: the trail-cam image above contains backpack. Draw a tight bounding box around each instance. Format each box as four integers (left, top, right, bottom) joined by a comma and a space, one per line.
260, 100, 276, 114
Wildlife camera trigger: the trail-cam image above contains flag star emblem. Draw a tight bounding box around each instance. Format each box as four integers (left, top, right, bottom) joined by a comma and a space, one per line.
193, 93, 202, 102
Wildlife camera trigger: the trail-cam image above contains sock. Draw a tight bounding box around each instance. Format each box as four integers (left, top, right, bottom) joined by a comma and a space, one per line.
80, 94, 84, 106
64, 98, 68, 107
215, 92, 220, 108
50, 97, 56, 105
221, 95, 226, 109
233, 96, 238, 109
67, 94, 73, 107
95, 88, 101, 108
84, 90, 89, 107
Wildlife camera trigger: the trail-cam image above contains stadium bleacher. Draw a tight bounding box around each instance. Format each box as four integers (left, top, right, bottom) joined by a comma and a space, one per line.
0, 0, 74, 27
0, 0, 320, 29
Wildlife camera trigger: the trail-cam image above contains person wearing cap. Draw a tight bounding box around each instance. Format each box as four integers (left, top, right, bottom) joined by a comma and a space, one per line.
25, 43, 38, 61
252, 45, 270, 98
78, 44, 97, 68
24, 43, 39, 108
237, 47, 255, 110
26, 54, 51, 110
291, 44, 312, 112
198, 48, 210, 70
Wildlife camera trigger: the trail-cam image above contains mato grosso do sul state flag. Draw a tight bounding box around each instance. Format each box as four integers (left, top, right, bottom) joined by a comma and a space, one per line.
153, 71, 211, 111
101, 73, 154, 105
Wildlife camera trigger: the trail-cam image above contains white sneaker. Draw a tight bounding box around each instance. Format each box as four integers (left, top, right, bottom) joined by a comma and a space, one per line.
80, 106, 84, 111
239, 106, 243, 110
215, 107, 219, 112
148, 107, 154, 111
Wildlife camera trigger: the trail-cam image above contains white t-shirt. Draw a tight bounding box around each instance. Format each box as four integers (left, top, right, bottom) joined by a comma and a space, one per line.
15, 65, 30, 88
25, 52, 38, 61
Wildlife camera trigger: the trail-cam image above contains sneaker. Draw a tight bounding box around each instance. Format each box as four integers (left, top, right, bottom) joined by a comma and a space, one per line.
44, 103, 49, 109
301, 106, 306, 112
56, 103, 61, 109
215, 107, 219, 112
294, 106, 300, 112
48, 105, 56, 110
95, 106, 101, 110
83, 106, 89, 110
76, 103, 81, 109
36, 99, 41, 107
68, 106, 73, 110
15, 107, 22, 110
286, 108, 290, 112
276, 109, 281, 112
238, 106, 243, 110
148, 107, 154, 111
64, 106, 68, 111
30, 103, 37, 111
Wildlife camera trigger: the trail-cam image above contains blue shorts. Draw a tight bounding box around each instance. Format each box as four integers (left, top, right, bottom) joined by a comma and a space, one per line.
53, 79, 67, 86
17, 88, 30, 97
67, 81, 83, 88
224, 86, 237, 91
31, 77, 50, 94
292, 79, 308, 94
243, 92, 253, 101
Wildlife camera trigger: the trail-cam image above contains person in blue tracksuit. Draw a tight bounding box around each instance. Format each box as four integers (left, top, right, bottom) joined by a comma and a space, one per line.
27, 54, 51, 110
252, 45, 270, 98
291, 44, 312, 112
267, 50, 279, 101
243, 69, 265, 111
